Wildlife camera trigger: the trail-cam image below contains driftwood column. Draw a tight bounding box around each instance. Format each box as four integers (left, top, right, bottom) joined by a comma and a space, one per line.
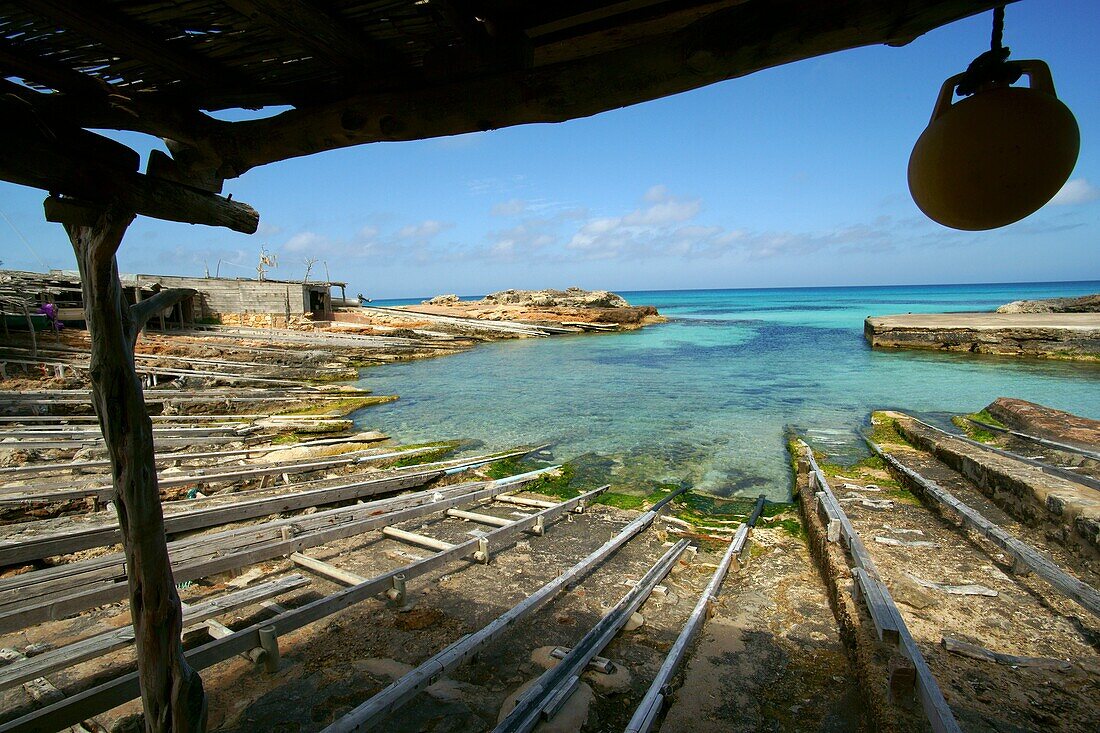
58, 199, 205, 732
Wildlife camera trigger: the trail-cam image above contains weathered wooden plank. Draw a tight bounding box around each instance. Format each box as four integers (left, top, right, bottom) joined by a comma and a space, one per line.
0, 469, 439, 565
939, 636, 1074, 670
0, 467, 559, 632
0, 574, 309, 691
867, 438, 1100, 619
0, 485, 609, 732
0, 445, 432, 505
852, 567, 900, 645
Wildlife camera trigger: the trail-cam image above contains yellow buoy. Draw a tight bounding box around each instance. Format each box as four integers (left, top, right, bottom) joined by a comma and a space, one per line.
908, 60, 1079, 231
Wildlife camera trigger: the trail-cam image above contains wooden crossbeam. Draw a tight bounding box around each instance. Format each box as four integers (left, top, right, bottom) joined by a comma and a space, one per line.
0, 574, 308, 692
0, 485, 607, 732
381, 527, 456, 552
222, 0, 409, 73
20, 0, 255, 94
291, 553, 367, 586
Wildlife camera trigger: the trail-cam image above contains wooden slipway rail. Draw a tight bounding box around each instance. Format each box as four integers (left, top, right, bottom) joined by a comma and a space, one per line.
801, 441, 961, 733
0, 431, 374, 478
0, 444, 436, 504
0, 466, 559, 633
865, 436, 1100, 619
0, 448, 534, 565
0, 575, 309, 693
323, 487, 689, 732
624, 495, 766, 733
494, 539, 692, 733
0, 485, 608, 732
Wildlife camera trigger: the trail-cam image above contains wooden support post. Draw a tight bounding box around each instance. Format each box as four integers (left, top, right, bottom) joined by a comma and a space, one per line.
57, 199, 205, 733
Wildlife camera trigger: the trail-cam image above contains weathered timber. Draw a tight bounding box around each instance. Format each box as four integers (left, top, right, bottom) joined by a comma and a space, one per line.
0, 485, 608, 732
0, 444, 433, 505
965, 417, 1100, 462
939, 636, 1074, 671
290, 553, 367, 586
0, 467, 560, 632
0, 468, 439, 565
324, 486, 686, 732
0, 574, 309, 692
494, 540, 691, 733
62, 202, 205, 731
800, 441, 960, 733
624, 495, 765, 733
867, 437, 1100, 618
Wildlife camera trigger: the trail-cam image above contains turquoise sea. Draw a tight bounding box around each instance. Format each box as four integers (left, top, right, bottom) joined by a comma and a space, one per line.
354, 282, 1100, 500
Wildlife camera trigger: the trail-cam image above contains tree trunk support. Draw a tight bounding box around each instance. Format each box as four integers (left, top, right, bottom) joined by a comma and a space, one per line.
53, 195, 206, 732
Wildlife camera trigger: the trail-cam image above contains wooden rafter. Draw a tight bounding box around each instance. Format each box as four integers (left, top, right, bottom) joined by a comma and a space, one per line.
222, 0, 411, 75
0, 36, 107, 96
20, 0, 259, 95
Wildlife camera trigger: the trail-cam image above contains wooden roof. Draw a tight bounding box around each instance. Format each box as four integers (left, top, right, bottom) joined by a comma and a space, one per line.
1, 1, 1004, 233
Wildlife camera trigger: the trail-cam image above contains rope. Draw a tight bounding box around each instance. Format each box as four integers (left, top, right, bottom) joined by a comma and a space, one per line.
991, 5, 1005, 51
955, 5, 1019, 97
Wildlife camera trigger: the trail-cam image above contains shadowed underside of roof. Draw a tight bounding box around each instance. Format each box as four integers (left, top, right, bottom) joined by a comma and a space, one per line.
0, 0, 1005, 232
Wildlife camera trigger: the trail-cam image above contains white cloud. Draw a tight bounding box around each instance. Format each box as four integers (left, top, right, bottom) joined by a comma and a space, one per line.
1049, 178, 1100, 206
491, 199, 527, 217
396, 220, 447, 240
283, 231, 325, 252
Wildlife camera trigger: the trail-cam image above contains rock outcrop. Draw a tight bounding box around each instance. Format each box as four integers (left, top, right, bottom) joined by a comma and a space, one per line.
481, 287, 630, 309
996, 293, 1100, 314
985, 397, 1100, 449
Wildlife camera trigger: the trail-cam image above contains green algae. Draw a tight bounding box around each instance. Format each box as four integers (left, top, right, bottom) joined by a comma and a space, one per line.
279, 394, 397, 416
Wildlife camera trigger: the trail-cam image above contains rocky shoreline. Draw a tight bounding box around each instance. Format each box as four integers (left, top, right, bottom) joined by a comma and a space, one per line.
337, 288, 664, 337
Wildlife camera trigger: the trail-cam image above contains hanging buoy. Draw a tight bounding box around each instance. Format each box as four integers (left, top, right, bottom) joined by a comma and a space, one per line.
907, 7, 1079, 231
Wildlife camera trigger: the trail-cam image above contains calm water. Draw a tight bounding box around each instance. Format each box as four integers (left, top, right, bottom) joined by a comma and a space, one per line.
354, 282, 1100, 499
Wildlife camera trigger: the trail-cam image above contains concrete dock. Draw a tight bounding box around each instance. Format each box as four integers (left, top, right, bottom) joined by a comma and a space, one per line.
864, 312, 1100, 359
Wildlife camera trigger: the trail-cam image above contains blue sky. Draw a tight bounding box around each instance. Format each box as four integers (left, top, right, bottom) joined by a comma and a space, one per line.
1, 2, 1098, 299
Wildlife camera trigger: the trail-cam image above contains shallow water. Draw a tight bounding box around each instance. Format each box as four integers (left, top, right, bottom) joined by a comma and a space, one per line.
355, 282, 1100, 499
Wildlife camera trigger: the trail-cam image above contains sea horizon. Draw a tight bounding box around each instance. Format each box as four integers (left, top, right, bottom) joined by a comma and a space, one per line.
371, 278, 1100, 306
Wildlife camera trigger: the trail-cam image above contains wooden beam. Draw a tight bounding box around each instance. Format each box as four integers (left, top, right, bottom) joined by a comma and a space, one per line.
222, 0, 409, 73
211, 0, 1007, 175
0, 486, 606, 733
0, 575, 309, 692
0, 38, 106, 97
291, 553, 368, 586
20, 0, 256, 94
